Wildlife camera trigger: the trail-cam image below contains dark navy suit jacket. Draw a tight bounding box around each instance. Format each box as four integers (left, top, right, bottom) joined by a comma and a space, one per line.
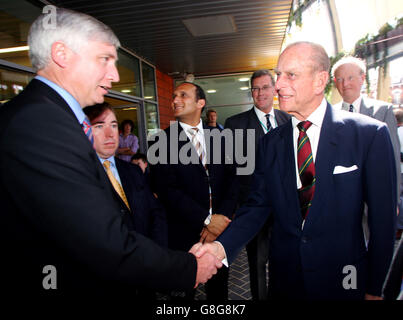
218, 103, 396, 300
0, 79, 196, 294
115, 157, 167, 247
150, 122, 239, 251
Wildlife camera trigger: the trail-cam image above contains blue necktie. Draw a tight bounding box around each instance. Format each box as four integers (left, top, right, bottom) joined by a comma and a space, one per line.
265, 114, 272, 133
82, 116, 94, 145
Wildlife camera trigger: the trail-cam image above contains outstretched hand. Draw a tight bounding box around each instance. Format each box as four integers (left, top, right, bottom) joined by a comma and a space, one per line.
189, 242, 223, 288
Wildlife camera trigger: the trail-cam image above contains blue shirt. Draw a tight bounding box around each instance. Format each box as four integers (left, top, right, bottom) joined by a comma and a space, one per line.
35, 75, 86, 125
98, 156, 123, 186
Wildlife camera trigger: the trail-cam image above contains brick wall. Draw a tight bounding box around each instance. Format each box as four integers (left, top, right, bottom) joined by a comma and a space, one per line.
156, 69, 175, 129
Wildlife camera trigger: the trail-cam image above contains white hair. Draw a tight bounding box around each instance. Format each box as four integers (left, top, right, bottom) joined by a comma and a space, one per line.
331, 56, 366, 78
28, 7, 120, 71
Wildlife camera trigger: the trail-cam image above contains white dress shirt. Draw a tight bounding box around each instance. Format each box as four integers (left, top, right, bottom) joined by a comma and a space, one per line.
292, 98, 327, 189
254, 106, 278, 133
179, 119, 207, 165
179, 119, 212, 225
341, 96, 362, 113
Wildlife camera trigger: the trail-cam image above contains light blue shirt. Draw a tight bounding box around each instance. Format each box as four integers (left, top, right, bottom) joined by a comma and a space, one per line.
98, 156, 123, 186
35, 75, 86, 125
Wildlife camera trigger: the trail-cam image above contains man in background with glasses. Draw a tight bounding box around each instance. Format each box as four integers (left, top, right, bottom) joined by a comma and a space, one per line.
224, 70, 290, 300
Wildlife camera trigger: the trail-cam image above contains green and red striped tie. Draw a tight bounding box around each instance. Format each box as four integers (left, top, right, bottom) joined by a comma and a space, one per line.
297, 121, 315, 219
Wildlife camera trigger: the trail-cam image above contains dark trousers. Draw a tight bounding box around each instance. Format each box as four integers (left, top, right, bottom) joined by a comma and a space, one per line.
246, 219, 271, 300
171, 266, 229, 301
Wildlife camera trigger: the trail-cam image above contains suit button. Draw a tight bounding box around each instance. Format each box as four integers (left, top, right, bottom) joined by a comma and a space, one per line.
120, 209, 126, 214
301, 236, 309, 243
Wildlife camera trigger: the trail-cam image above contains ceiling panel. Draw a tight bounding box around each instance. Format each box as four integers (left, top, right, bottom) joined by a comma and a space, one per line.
51, 0, 292, 77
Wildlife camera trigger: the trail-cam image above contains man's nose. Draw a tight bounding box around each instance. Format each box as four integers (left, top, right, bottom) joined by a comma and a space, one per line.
109, 64, 120, 83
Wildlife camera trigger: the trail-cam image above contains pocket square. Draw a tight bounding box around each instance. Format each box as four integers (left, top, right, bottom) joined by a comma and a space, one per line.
333, 165, 358, 174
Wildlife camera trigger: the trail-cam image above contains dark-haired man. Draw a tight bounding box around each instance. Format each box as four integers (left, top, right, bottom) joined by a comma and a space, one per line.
150, 82, 239, 300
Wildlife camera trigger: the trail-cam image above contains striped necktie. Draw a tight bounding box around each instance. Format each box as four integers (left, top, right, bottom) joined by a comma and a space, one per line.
297, 121, 315, 219
103, 160, 131, 210
265, 114, 272, 133
349, 104, 354, 112
188, 127, 212, 210
188, 127, 206, 167
82, 116, 94, 145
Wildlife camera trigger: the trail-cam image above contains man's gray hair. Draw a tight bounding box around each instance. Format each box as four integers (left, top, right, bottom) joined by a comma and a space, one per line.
28, 7, 120, 71
331, 56, 366, 78
284, 41, 330, 73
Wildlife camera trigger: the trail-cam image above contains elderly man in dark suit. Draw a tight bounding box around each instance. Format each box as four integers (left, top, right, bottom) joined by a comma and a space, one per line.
149, 82, 239, 300
195, 41, 396, 300
224, 69, 290, 300
0, 7, 220, 295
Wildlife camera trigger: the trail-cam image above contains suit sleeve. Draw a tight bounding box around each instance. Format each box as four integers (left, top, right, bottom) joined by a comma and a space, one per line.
2, 103, 196, 291
383, 106, 401, 202
364, 123, 397, 296
218, 136, 272, 264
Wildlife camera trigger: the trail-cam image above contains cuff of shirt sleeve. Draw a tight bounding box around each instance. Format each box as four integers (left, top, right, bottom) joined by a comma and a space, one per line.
214, 240, 228, 267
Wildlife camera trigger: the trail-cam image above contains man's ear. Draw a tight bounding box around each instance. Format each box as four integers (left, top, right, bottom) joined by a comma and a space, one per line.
50, 41, 70, 68
314, 71, 329, 94
197, 98, 206, 110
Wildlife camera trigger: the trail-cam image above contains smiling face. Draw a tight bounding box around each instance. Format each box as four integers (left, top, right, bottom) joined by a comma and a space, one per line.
66, 40, 119, 108
334, 63, 365, 104
171, 83, 205, 125
275, 44, 328, 120
91, 109, 119, 159
251, 74, 275, 113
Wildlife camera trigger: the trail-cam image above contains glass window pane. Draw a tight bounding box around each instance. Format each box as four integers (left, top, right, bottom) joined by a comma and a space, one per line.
115, 50, 141, 97
142, 62, 156, 101
145, 102, 159, 136
0, 67, 34, 103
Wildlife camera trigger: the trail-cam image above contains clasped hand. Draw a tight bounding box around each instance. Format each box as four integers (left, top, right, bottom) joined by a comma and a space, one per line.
189, 242, 226, 288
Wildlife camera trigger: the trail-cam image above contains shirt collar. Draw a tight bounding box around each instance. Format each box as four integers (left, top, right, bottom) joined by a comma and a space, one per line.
98, 156, 116, 167
292, 97, 327, 130
179, 119, 204, 134
343, 96, 362, 113
35, 75, 86, 125
254, 106, 275, 119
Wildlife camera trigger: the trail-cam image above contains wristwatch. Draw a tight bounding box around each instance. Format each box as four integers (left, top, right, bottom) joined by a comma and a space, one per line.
204, 213, 212, 226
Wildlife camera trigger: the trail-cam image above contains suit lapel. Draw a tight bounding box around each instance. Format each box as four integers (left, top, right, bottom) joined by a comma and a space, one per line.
247, 108, 265, 147
277, 121, 302, 225
304, 103, 342, 229
359, 98, 373, 117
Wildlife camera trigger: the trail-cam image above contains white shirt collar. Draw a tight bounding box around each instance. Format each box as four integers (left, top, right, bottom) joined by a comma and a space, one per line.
292, 97, 327, 130
254, 105, 275, 119
254, 106, 276, 131
179, 119, 204, 135
343, 96, 362, 113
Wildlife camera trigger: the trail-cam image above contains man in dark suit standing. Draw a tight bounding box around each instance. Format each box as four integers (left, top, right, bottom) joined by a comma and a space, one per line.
0, 7, 220, 295
149, 82, 239, 300
84, 103, 167, 248
195, 41, 396, 300
224, 70, 290, 300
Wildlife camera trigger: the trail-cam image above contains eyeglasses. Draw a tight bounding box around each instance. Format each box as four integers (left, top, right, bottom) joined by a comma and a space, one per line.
334, 76, 359, 83
251, 85, 272, 93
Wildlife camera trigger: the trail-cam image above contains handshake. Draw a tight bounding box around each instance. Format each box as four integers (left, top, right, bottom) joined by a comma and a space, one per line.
189, 213, 231, 288
189, 241, 227, 288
